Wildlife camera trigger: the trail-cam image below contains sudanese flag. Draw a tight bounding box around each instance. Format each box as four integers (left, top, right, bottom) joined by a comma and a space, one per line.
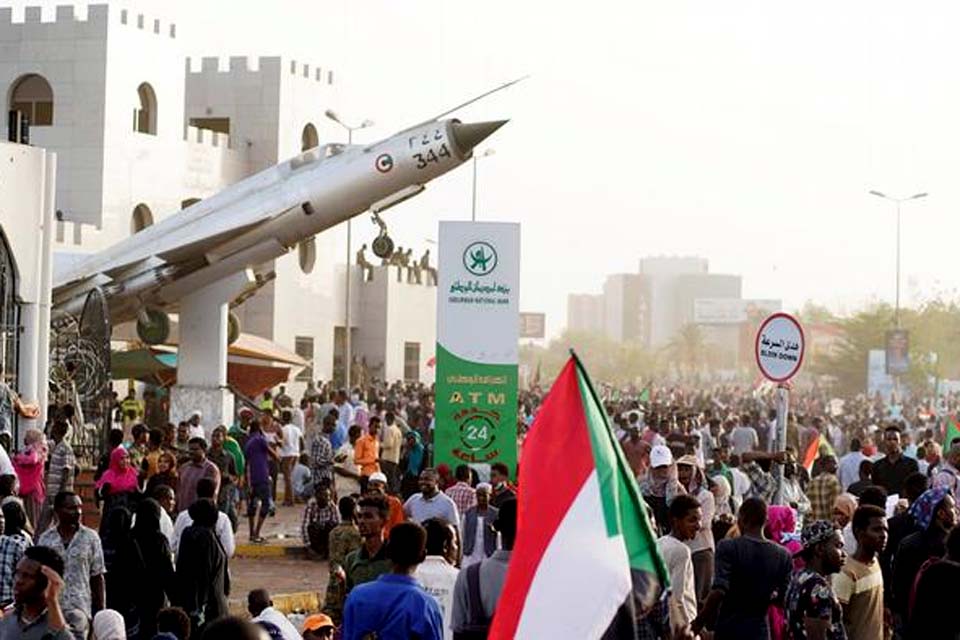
489, 354, 668, 639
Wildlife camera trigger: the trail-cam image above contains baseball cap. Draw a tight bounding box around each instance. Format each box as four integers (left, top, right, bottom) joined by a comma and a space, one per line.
676, 454, 700, 468
302, 613, 335, 632
368, 471, 388, 484
650, 445, 673, 468
796, 520, 838, 556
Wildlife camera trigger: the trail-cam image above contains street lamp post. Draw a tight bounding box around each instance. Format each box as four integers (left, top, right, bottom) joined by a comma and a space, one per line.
868, 190, 927, 328
471, 148, 496, 222
326, 110, 374, 389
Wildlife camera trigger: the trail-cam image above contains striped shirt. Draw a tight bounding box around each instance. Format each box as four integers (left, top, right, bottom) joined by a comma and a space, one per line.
44, 441, 75, 498
0, 532, 31, 603
445, 482, 477, 515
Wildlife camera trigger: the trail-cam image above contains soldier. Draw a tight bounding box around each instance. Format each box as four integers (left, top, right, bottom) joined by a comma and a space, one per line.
420, 249, 437, 285
356, 244, 374, 282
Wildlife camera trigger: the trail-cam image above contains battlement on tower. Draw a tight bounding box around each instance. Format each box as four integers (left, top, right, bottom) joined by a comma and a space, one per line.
0, 3, 177, 39
186, 55, 334, 85
183, 124, 231, 149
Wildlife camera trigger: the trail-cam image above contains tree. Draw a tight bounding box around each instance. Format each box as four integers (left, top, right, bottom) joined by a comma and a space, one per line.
663, 324, 706, 376
798, 301, 836, 324
810, 298, 960, 396
519, 330, 659, 387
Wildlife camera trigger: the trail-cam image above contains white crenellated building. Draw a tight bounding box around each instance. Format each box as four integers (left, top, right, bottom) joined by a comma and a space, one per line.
0, 2, 438, 400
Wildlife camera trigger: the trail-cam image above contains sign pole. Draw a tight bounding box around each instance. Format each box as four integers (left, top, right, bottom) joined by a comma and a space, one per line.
773, 384, 789, 505
755, 312, 805, 506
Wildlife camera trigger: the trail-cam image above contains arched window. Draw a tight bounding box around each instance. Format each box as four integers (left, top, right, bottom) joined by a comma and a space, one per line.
301, 123, 319, 151
131, 204, 154, 234
9, 74, 54, 126
0, 228, 19, 396
134, 82, 157, 135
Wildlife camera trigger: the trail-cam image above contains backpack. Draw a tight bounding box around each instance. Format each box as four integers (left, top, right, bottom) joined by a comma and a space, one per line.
453, 562, 490, 639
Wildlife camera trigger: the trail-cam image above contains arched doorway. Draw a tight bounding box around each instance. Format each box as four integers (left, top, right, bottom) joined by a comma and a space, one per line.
9, 74, 54, 126
135, 82, 158, 134
301, 123, 319, 151
131, 204, 154, 234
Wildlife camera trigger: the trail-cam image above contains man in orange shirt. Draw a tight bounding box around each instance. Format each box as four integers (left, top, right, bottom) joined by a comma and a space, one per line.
368, 471, 404, 536
355, 417, 381, 495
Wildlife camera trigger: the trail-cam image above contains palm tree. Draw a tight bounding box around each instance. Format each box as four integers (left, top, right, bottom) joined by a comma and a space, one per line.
665, 324, 706, 375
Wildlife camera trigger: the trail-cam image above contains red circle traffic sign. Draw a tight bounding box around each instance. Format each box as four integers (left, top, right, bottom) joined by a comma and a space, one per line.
755, 312, 805, 382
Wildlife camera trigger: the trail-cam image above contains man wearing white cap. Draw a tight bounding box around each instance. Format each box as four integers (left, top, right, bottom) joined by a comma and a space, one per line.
460, 483, 499, 568
640, 445, 685, 535
368, 471, 404, 535
187, 410, 205, 441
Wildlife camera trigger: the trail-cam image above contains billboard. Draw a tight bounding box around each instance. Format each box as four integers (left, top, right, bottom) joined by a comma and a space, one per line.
435, 222, 520, 478
694, 298, 781, 324
886, 329, 909, 375
519, 312, 546, 339
867, 349, 895, 401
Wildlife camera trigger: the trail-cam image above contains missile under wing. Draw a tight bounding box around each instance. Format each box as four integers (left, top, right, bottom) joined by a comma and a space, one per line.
52, 116, 508, 334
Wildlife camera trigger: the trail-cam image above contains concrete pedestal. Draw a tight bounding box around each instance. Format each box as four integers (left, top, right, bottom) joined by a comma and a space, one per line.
169, 385, 235, 439
169, 271, 251, 437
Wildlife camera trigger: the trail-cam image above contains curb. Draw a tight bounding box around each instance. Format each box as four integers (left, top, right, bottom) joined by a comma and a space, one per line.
235, 543, 308, 558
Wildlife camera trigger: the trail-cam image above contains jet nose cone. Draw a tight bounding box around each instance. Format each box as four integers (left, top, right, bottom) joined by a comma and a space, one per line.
451, 120, 508, 156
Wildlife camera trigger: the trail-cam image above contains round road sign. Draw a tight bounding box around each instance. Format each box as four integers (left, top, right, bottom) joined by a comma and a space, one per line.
755, 312, 805, 382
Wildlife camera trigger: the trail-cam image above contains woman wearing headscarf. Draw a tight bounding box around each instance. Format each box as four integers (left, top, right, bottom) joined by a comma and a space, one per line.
145, 452, 179, 497
400, 431, 425, 500
132, 498, 175, 638
101, 506, 143, 636
832, 493, 858, 555
92, 609, 127, 640
436, 464, 454, 491
174, 498, 229, 635
676, 455, 715, 605
709, 474, 735, 518
764, 505, 802, 640
97, 447, 142, 536
12, 427, 47, 530
892, 487, 957, 623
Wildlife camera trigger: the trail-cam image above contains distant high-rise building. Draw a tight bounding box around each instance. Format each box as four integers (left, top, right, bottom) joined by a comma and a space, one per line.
566, 256, 779, 368
567, 293, 604, 334
602, 274, 649, 344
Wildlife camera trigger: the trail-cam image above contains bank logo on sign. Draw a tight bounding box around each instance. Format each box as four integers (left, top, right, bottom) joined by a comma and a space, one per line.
463, 241, 497, 276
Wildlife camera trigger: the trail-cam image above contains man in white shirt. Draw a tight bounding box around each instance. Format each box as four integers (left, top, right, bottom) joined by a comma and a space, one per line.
403, 468, 461, 531
461, 483, 499, 567
838, 438, 867, 490
152, 484, 177, 548
248, 588, 301, 640
334, 390, 354, 437
730, 417, 759, 456
380, 411, 404, 494
0, 440, 12, 476
415, 518, 461, 640
279, 409, 303, 506
187, 410, 206, 441
171, 478, 236, 559
657, 493, 701, 639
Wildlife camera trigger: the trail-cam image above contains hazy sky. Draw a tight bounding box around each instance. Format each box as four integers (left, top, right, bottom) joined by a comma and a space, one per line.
14, 1, 960, 336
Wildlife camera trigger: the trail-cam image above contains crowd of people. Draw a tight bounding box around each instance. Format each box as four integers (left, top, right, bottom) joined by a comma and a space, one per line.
602, 383, 960, 639
0, 376, 957, 638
